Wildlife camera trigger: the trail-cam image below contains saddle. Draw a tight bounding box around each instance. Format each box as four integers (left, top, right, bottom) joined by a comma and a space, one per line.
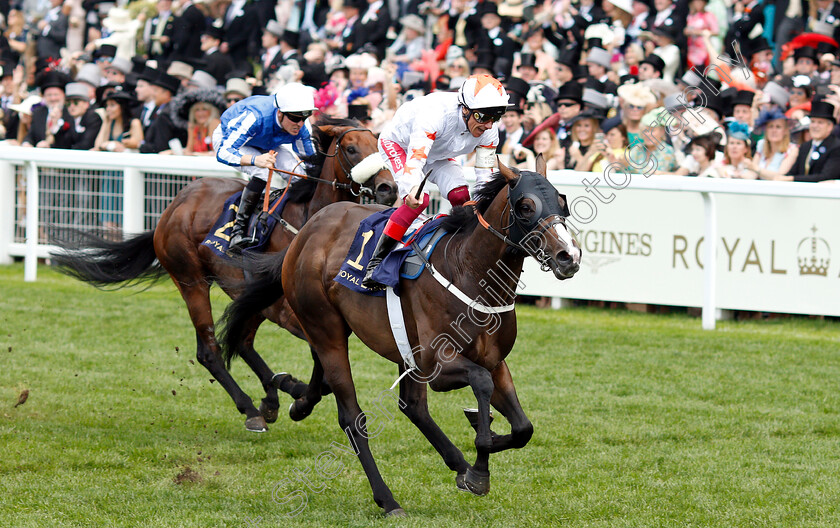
201, 189, 293, 258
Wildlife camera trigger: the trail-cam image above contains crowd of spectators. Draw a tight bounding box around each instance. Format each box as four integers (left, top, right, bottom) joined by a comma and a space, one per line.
1, 0, 840, 182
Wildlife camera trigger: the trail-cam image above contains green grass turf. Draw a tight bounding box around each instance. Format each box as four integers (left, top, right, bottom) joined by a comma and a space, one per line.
1, 263, 839, 527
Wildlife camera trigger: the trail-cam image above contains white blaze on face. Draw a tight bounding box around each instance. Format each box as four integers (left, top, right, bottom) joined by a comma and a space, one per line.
554, 223, 581, 263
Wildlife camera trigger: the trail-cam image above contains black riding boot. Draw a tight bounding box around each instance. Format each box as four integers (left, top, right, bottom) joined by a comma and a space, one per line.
228, 187, 263, 254
361, 232, 400, 291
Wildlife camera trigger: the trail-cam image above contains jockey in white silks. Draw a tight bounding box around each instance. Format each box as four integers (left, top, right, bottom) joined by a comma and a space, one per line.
362, 74, 510, 290
213, 82, 316, 253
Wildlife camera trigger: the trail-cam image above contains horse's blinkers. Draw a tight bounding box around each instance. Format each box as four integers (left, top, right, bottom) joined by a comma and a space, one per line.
507, 172, 570, 245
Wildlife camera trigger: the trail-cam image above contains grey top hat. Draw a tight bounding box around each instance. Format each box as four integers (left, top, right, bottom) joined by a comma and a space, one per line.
75, 63, 102, 87
224, 78, 252, 98
582, 88, 609, 110
763, 81, 790, 107
65, 82, 90, 100
105, 57, 132, 75
681, 69, 703, 87
189, 70, 217, 90
167, 61, 193, 80
586, 47, 611, 69
265, 19, 284, 38
664, 92, 689, 112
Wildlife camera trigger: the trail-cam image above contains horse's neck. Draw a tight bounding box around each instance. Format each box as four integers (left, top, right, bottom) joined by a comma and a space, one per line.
447, 188, 524, 302
309, 148, 355, 214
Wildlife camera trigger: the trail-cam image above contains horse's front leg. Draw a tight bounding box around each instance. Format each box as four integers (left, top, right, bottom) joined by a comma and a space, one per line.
485, 360, 533, 453
427, 354, 494, 496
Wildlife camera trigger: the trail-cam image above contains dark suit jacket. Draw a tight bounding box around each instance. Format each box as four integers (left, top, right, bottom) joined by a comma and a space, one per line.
24, 105, 74, 148
70, 109, 102, 150
205, 49, 235, 85
788, 135, 840, 182
224, 3, 259, 63
36, 10, 68, 60
338, 16, 366, 57
171, 3, 206, 61
146, 12, 175, 61
358, 3, 392, 60
477, 30, 517, 79
140, 103, 187, 153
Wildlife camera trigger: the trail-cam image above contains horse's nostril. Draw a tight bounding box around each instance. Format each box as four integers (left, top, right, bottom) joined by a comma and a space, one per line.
557, 251, 572, 264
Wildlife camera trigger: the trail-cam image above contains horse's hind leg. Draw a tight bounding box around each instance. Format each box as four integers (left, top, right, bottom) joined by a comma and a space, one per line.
289, 346, 326, 421
179, 283, 268, 432
235, 319, 282, 423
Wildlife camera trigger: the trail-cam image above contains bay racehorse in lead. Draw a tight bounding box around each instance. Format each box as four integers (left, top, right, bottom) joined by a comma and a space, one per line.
51, 117, 398, 432
220, 155, 581, 514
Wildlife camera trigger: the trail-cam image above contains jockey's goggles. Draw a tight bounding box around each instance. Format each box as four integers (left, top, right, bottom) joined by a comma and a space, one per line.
471, 108, 506, 123
284, 111, 313, 123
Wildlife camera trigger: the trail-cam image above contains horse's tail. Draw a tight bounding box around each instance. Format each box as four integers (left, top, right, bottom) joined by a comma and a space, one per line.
219, 249, 287, 368
50, 229, 166, 289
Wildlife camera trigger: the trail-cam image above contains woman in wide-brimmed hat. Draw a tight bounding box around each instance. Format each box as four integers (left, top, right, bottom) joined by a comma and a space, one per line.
169, 88, 227, 155
747, 108, 799, 179
567, 109, 606, 171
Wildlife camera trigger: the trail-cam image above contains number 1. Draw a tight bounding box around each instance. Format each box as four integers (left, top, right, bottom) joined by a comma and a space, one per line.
346, 230, 374, 270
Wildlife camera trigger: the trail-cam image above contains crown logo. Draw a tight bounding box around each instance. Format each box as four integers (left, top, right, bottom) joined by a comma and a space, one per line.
797, 225, 830, 277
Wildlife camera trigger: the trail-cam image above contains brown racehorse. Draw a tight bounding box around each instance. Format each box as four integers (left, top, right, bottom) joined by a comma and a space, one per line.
220, 156, 581, 515
51, 117, 398, 432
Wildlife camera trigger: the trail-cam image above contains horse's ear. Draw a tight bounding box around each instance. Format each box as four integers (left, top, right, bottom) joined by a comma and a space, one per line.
497, 156, 519, 182
318, 125, 339, 137
535, 153, 547, 178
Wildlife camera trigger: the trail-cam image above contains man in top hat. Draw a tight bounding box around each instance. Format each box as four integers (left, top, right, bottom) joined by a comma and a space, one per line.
223, 0, 259, 63
36, 0, 68, 61
333, 0, 367, 57
1, 60, 20, 138
358, 0, 392, 60
786, 100, 840, 181
515, 53, 539, 82
729, 89, 756, 126
201, 24, 234, 86
64, 82, 102, 150
476, 2, 515, 79
554, 82, 583, 143
586, 47, 618, 95
143, 0, 175, 62
794, 47, 819, 78
171, 0, 207, 61
104, 57, 131, 85
135, 66, 159, 132
498, 100, 527, 160
261, 20, 287, 80
23, 70, 73, 149
638, 54, 665, 81
140, 71, 187, 153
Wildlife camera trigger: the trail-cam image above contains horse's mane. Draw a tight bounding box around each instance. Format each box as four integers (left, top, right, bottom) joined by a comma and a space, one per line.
438, 172, 510, 236
286, 116, 362, 203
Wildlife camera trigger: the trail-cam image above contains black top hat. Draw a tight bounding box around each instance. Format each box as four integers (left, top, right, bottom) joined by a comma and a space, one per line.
476, 1, 500, 18
703, 93, 727, 120
506, 92, 525, 113
568, 108, 605, 126
519, 53, 537, 70
343, 0, 367, 10
203, 25, 225, 41
130, 56, 147, 74
95, 81, 120, 105
505, 76, 530, 99
640, 54, 665, 74
793, 46, 817, 63
557, 47, 579, 67
347, 104, 371, 121
810, 100, 837, 123
554, 82, 583, 104
586, 38, 603, 50
749, 36, 772, 55
104, 84, 139, 105
137, 66, 159, 83
301, 62, 328, 89
96, 44, 117, 60
152, 71, 181, 94
282, 30, 300, 49
817, 41, 838, 56
472, 50, 496, 72
652, 25, 678, 41
35, 69, 70, 91
730, 89, 755, 109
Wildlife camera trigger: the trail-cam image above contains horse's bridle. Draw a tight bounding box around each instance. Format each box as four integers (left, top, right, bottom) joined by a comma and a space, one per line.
319, 126, 378, 198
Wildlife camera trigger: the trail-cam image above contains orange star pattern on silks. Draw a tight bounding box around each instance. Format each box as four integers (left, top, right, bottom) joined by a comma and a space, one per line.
473, 75, 504, 96
403, 165, 417, 177
410, 148, 427, 161
425, 131, 437, 141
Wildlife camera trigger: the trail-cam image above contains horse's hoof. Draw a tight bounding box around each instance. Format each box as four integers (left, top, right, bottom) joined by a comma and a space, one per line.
456, 473, 468, 492
464, 467, 490, 496
385, 508, 406, 517
289, 400, 311, 422
259, 401, 279, 423
245, 415, 268, 432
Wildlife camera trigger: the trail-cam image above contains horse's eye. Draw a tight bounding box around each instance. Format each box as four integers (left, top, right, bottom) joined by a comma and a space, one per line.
346, 146, 357, 154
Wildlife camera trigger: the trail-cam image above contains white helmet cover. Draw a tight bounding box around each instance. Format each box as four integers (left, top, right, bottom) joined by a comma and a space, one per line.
273, 82, 317, 112
458, 74, 510, 110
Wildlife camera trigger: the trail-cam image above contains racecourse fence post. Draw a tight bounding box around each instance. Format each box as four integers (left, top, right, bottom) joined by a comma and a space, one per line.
122, 167, 144, 236
24, 161, 39, 282
0, 160, 14, 265
701, 192, 717, 330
